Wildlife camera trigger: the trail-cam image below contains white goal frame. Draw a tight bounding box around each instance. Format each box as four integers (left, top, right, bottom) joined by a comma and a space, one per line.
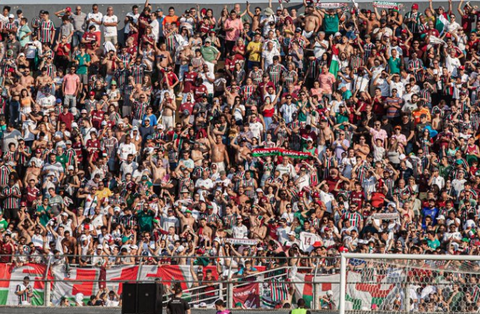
339, 253, 480, 314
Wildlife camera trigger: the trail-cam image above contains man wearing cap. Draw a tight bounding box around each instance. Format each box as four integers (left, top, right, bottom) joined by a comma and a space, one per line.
404, 4, 423, 37
200, 37, 220, 74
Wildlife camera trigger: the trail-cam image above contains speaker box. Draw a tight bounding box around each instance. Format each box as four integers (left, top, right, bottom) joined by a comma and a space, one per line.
122, 283, 163, 314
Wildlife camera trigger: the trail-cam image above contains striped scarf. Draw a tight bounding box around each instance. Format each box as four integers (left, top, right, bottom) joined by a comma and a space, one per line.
269, 278, 288, 304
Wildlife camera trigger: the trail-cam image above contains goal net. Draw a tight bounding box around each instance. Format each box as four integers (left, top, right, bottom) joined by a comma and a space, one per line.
339, 253, 480, 314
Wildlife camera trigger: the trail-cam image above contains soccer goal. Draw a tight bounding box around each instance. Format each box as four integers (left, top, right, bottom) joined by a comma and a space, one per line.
339, 253, 480, 314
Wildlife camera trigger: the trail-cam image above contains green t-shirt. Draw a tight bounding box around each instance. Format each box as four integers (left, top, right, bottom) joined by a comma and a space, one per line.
324, 14, 340, 34
36, 205, 52, 227
136, 209, 154, 232
18, 25, 32, 47
388, 56, 401, 74
56, 154, 69, 169
75, 53, 91, 75
0, 218, 7, 232
200, 46, 219, 62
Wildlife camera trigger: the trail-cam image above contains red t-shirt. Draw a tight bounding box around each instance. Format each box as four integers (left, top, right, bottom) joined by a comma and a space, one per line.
82, 32, 98, 49
183, 72, 197, 93
58, 112, 74, 131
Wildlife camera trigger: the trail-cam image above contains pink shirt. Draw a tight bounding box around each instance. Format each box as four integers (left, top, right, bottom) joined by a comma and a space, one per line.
318, 73, 335, 95
63, 74, 80, 96
224, 18, 243, 42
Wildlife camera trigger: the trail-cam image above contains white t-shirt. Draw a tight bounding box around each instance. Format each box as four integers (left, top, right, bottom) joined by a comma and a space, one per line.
249, 121, 264, 139
124, 12, 139, 34
102, 15, 118, 37
86, 12, 103, 32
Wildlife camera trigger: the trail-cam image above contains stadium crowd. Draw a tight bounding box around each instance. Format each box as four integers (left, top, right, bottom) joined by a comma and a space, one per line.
1, 0, 480, 307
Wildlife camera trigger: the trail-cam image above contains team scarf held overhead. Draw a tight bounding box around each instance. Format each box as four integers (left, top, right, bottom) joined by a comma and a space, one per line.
252, 148, 312, 159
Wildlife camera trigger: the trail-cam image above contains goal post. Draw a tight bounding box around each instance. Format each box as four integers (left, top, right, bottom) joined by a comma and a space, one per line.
339, 253, 480, 314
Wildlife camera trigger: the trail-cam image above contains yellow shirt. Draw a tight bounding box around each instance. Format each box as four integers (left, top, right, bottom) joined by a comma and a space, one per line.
95, 188, 113, 203
247, 41, 262, 62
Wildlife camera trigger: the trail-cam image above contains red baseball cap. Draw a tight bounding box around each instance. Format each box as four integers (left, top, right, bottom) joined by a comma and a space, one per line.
412, 4, 419, 9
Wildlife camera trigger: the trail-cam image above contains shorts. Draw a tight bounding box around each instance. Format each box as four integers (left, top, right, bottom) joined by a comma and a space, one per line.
303, 30, 314, 39
78, 74, 89, 85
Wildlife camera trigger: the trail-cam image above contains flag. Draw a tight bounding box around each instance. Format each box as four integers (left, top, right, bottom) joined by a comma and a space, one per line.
233, 282, 261, 308
293, 273, 338, 308
435, 14, 449, 34
51, 265, 100, 306
329, 46, 340, 79
105, 265, 139, 295
0, 263, 50, 305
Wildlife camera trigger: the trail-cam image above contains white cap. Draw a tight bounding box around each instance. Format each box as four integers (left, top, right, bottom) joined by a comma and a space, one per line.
326, 290, 333, 296
114, 206, 121, 212
61, 212, 68, 217
80, 235, 87, 241
97, 244, 103, 249
68, 165, 74, 170
399, 154, 407, 160
8, 14, 14, 18
131, 245, 138, 250
437, 215, 446, 220
288, 231, 296, 236
256, 188, 264, 193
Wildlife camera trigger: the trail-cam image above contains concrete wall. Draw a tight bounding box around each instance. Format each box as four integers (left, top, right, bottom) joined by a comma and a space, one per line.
2, 1, 463, 33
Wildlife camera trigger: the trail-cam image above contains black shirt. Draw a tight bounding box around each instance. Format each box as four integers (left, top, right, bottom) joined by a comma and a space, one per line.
167, 296, 190, 314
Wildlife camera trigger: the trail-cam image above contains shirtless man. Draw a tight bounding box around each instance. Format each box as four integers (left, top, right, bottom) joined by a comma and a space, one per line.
149, 157, 167, 186
246, 3, 261, 32
18, 68, 35, 91
24, 160, 41, 185
207, 130, 229, 172
160, 96, 176, 130
336, 35, 353, 57
358, 10, 380, 35
198, 218, 212, 241
224, 82, 240, 107
102, 50, 117, 82
299, 3, 322, 40
156, 43, 172, 70
191, 142, 204, 166
175, 207, 195, 231
230, 135, 251, 163
35, 68, 53, 92
318, 119, 334, 156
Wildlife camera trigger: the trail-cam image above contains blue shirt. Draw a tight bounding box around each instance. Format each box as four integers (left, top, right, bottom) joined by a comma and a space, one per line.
421, 206, 439, 229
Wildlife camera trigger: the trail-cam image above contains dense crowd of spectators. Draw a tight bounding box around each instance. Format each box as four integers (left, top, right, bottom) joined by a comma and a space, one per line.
0, 0, 479, 300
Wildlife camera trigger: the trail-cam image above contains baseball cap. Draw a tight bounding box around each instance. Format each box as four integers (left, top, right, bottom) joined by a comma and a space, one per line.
412, 4, 419, 9
8, 14, 14, 18
68, 165, 74, 170
81, 109, 87, 114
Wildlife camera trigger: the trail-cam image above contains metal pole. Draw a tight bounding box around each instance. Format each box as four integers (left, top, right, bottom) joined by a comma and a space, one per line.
44, 258, 52, 306
227, 280, 233, 308
313, 282, 320, 310
339, 253, 347, 314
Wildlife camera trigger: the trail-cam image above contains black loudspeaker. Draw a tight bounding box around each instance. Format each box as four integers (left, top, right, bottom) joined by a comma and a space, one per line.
122, 283, 163, 314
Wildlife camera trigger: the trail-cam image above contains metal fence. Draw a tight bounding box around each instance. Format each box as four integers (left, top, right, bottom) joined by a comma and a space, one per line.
0, 254, 341, 309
